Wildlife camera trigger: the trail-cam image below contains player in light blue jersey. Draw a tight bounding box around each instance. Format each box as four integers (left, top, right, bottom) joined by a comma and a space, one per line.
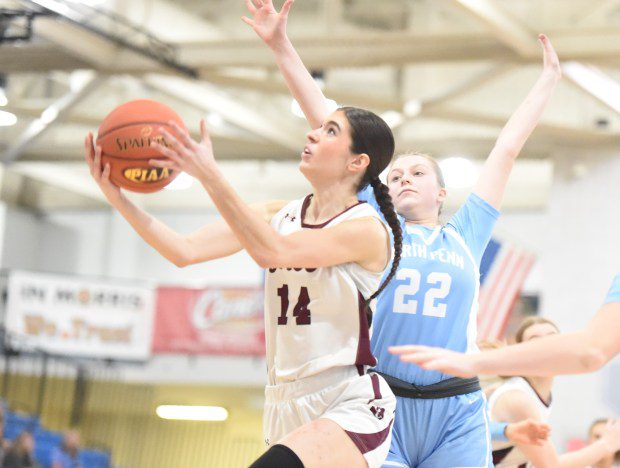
243, 1, 561, 466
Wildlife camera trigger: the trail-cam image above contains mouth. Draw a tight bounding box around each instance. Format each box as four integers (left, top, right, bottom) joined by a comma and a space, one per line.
399, 188, 417, 197
301, 145, 312, 160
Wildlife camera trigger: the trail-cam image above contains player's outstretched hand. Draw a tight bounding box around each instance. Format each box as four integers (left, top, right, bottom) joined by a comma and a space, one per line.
242, 0, 294, 50
506, 419, 551, 446
150, 120, 215, 181
388, 345, 478, 378
538, 34, 561, 80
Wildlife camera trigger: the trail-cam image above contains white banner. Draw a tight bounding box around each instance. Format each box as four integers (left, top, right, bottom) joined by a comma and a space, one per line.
5, 271, 155, 361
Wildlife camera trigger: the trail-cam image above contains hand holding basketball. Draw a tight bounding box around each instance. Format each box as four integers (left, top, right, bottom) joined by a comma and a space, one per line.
150, 120, 216, 181
538, 34, 561, 80
84, 132, 123, 204
242, 0, 294, 49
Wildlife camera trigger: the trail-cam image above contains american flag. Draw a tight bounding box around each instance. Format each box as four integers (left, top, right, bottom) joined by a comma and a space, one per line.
477, 238, 536, 341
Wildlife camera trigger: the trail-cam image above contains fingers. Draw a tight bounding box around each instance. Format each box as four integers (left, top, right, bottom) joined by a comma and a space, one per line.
245, 0, 257, 14
102, 162, 111, 181
84, 134, 94, 168
149, 158, 180, 171
151, 142, 183, 167
389, 345, 431, 355
168, 120, 195, 150
241, 16, 255, 27
158, 128, 191, 162
200, 119, 212, 146
281, 0, 294, 15
93, 145, 103, 180
250, 0, 263, 10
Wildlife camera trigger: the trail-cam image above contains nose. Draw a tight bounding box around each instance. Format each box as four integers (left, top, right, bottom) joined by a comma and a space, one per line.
306, 127, 320, 143
400, 173, 412, 185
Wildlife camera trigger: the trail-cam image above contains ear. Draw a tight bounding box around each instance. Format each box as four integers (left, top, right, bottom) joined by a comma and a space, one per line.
347, 152, 370, 175
437, 187, 447, 204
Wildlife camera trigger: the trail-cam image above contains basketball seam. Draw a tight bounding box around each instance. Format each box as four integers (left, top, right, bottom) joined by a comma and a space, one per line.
97, 121, 180, 140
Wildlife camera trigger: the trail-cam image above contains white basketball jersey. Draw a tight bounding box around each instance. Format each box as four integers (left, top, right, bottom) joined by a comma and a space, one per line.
488, 377, 553, 467
264, 195, 388, 385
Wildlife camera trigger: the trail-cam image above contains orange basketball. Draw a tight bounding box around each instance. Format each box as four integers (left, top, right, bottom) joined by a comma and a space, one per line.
96, 100, 186, 193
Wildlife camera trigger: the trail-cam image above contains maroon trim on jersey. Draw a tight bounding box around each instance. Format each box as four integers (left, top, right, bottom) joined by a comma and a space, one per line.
355, 291, 377, 368
300, 194, 366, 229
492, 447, 514, 464
370, 373, 382, 401
524, 378, 552, 408
356, 365, 365, 376
345, 419, 393, 455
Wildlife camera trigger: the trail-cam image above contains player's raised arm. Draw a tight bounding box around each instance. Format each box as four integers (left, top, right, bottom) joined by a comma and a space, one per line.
242, 0, 330, 129
474, 34, 561, 210
150, 118, 390, 271
85, 131, 286, 267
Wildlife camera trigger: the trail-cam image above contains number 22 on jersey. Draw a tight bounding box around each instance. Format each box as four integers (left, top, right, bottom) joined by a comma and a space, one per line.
393, 268, 452, 317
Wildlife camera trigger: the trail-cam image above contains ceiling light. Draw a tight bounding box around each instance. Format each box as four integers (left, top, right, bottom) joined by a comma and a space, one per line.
381, 111, 403, 129
404, 99, 422, 117
439, 156, 478, 189
206, 112, 224, 128
156, 405, 228, 421
40, 107, 59, 124
0, 110, 17, 127
291, 98, 339, 119
0, 89, 7, 107
562, 62, 620, 113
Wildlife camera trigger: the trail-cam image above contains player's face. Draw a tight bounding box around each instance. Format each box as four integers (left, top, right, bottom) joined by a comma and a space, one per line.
299, 110, 357, 184
521, 323, 559, 342
387, 155, 445, 219
589, 422, 615, 463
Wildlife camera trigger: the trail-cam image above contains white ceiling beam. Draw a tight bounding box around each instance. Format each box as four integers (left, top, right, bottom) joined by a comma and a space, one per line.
2, 72, 104, 163
143, 74, 301, 153
562, 62, 620, 115
450, 0, 539, 57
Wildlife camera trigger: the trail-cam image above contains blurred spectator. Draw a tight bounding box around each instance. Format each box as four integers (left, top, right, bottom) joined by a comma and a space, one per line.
3, 432, 38, 468
589, 419, 620, 468
51, 430, 81, 468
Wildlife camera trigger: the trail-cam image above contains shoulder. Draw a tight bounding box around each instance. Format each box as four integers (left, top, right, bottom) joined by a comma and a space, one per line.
493, 386, 542, 422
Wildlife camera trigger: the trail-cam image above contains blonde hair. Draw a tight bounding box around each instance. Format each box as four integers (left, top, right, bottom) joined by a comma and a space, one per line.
515, 316, 559, 343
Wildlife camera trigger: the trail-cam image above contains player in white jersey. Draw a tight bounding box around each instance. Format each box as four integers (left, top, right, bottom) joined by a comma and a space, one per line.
588, 419, 620, 468
486, 317, 620, 467
85, 102, 404, 465
241, 1, 561, 466
390, 273, 620, 378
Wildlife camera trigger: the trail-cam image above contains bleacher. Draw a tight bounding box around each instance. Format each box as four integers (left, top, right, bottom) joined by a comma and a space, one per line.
4, 411, 110, 468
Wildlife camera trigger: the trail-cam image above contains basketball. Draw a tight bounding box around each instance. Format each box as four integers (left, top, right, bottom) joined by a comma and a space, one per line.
96, 99, 185, 193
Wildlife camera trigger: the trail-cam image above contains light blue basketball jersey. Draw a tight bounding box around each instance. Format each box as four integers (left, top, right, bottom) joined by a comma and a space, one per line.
358, 186, 499, 386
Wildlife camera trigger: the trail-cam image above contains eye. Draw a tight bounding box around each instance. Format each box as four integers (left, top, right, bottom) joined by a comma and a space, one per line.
390, 175, 401, 182
414, 171, 424, 176
327, 127, 336, 136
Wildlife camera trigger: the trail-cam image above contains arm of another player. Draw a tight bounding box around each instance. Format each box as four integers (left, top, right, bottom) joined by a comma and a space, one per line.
473, 34, 561, 210
557, 419, 620, 468
242, 0, 330, 129
85, 132, 287, 267
151, 121, 390, 271
390, 275, 620, 376
492, 391, 560, 468
504, 419, 551, 446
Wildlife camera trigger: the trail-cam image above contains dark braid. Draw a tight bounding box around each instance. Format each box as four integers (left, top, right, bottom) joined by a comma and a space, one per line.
368, 177, 402, 304
339, 106, 403, 326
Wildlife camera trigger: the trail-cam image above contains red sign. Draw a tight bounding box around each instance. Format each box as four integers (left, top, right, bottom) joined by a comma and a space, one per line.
152, 287, 265, 356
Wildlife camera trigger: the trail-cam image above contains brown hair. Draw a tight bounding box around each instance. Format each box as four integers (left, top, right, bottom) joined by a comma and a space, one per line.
515, 317, 559, 344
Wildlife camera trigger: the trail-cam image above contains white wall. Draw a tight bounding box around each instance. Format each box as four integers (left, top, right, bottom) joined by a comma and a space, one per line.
541, 150, 620, 447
